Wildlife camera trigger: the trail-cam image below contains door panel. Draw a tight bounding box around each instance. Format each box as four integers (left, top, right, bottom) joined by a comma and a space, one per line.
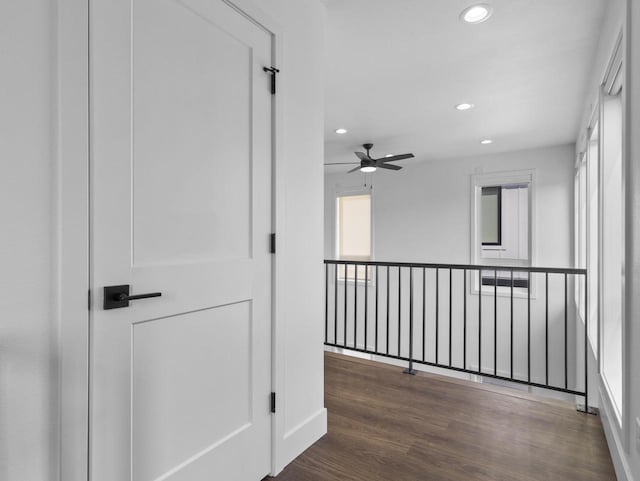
90, 0, 273, 479
132, 0, 252, 265
132, 302, 252, 481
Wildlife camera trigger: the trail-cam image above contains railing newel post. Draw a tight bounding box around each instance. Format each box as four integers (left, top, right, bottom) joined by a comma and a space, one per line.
404, 267, 416, 375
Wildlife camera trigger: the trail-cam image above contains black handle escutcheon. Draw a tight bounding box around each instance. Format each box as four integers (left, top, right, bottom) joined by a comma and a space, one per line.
104, 285, 162, 310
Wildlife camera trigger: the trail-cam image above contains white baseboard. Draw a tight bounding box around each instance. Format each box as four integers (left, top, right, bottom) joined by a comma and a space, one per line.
599, 384, 635, 481
272, 408, 327, 475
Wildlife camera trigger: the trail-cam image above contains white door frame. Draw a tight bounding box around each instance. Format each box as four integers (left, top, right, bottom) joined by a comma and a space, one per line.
56, 1, 284, 479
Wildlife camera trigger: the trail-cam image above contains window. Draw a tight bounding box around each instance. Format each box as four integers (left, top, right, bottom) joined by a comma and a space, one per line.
575, 122, 598, 350
598, 36, 624, 423
481, 187, 502, 245
336, 193, 371, 280
472, 172, 533, 292
587, 123, 598, 347
575, 156, 587, 322
601, 91, 623, 420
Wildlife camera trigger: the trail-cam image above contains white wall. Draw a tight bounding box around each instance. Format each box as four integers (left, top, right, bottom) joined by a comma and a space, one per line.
325, 144, 574, 267
253, 0, 328, 473
324, 144, 578, 390
0, 1, 58, 480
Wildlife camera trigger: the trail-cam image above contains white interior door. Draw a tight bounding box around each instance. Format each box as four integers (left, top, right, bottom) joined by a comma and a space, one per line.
89, 1, 273, 480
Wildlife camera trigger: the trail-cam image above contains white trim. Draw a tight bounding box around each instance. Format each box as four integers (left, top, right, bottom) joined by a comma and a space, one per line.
598, 25, 628, 445
221, 2, 290, 475
470, 170, 537, 298
582, 120, 600, 359
600, 382, 635, 481
57, 1, 90, 480
621, 3, 632, 454
275, 408, 327, 474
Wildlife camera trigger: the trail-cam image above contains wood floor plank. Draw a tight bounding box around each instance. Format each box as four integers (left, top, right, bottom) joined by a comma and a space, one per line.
271, 353, 616, 481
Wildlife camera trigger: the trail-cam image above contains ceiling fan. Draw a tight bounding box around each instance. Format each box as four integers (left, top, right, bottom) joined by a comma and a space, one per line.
325, 143, 415, 173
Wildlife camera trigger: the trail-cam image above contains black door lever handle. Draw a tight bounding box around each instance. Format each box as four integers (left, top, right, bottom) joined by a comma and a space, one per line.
104, 285, 162, 310
115, 292, 162, 302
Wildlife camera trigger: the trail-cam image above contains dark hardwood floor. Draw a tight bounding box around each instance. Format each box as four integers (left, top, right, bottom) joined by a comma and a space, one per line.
272, 352, 616, 481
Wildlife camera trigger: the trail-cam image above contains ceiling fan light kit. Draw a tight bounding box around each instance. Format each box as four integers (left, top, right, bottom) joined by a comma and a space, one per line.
325, 143, 415, 174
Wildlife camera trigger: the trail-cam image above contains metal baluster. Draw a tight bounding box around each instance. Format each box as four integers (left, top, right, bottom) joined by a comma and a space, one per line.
478, 269, 482, 374
365, 264, 369, 351
527, 271, 531, 383
583, 274, 591, 413
404, 267, 416, 375
398, 267, 402, 357
463, 269, 467, 370
510, 269, 514, 380
344, 264, 348, 348
325, 263, 328, 344
375, 265, 379, 353
334, 263, 338, 345
564, 273, 568, 390
436, 268, 439, 364
449, 269, 453, 367
386, 266, 390, 355
494, 269, 497, 376
422, 267, 426, 362
545, 272, 549, 386
354, 265, 358, 349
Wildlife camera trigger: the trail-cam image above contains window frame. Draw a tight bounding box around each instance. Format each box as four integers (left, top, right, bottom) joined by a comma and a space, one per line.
480, 186, 503, 246
599, 54, 625, 425
334, 185, 374, 284
470, 170, 536, 298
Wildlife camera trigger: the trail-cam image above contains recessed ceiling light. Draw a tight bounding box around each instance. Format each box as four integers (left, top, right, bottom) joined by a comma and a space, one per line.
480, 139, 493, 145
335, 128, 348, 134
455, 103, 475, 111
460, 4, 493, 24
361, 166, 376, 173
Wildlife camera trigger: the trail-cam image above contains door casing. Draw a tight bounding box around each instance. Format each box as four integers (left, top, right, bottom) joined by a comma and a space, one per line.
56, 1, 285, 479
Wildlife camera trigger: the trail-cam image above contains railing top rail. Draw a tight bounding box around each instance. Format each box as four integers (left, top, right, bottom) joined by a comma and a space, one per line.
324, 259, 586, 275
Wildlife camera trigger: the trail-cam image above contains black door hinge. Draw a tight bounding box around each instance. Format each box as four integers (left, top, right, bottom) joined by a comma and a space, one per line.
269, 233, 276, 254
263, 66, 280, 95
270, 392, 276, 413
88, 290, 91, 310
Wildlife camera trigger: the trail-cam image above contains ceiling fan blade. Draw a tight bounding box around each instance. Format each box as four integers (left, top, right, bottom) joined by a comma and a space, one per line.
379, 153, 415, 163
377, 163, 402, 170
354, 151, 370, 161
347, 165, 363, 173
324, 162, 359, 165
